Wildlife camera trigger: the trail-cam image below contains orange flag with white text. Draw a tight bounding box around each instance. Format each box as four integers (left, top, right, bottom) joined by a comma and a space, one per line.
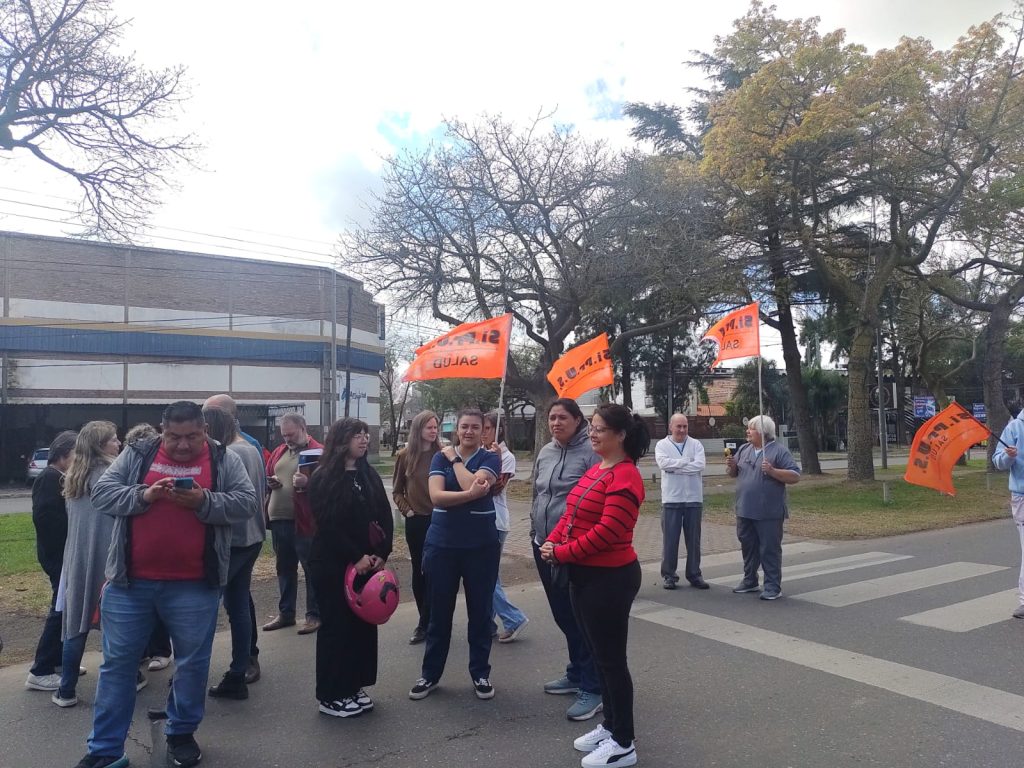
547, 333, 614, 400
702, 302, 760, 368
403, 315, 513, 381
903, 402, 989, 495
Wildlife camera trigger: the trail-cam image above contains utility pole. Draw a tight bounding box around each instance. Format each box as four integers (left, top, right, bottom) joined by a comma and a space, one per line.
330, 268, 338, 423
666, 333, 675, 418
876, 328, 888, 469
344, 285, 353, 417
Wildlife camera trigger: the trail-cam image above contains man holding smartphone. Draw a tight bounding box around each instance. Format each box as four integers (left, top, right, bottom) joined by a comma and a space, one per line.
78, 401, 257, 768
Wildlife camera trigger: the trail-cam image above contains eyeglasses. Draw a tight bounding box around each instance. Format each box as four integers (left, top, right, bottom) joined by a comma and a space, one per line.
590, 425, 611, 435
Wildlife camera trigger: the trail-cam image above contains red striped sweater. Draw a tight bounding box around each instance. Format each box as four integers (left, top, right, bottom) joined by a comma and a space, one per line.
547, 461, 645, 568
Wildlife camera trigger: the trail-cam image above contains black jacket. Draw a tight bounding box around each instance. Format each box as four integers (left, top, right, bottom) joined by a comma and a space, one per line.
32, 466, 67, 581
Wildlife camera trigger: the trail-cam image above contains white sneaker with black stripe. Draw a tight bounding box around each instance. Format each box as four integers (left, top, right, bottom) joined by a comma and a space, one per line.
355, 689, 373, 711
580, 738, 637, 767
574, 724, 613, 752
318, 697, 362, 718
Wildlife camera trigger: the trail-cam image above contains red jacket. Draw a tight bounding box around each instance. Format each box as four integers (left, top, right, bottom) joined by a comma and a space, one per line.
266, 437, 323, 537
547, 461, 644, 568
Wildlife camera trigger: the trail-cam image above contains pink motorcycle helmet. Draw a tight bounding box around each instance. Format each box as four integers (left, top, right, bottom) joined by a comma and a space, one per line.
344, 564, 400, 625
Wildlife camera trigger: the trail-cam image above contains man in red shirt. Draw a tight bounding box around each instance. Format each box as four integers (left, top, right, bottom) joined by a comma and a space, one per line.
74, 402, 257, 768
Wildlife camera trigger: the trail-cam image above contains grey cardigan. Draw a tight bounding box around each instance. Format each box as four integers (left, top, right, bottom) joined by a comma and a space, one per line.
62, 465, 116, 639
92, 437, 257, 587
530, 426, 599, 544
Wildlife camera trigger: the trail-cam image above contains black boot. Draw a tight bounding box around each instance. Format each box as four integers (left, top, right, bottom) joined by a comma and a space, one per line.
208, 671, 248, 700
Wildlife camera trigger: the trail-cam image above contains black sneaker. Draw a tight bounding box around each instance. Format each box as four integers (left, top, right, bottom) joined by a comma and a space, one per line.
166, 733, 202, 768
662, 580, 678, 590
473, 677, 495, 700
73, 755, 129, 768
409, 626, 426, 645
318, 697, 362, 717
208, 671, 248, 700
409, 678, 437, 700
732, 581, 761, 594
760, 589, 783, 601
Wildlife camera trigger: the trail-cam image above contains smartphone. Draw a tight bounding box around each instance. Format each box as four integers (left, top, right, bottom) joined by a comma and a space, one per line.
173, 477, 196, 490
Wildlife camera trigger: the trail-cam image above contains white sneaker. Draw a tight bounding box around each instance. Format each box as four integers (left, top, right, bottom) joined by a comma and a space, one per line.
580, 738, 637, 767
25, 673, 61, 691
148, 656, 171, 671
355, 688, 373, 711
51, 691, 78, 708
574, 724, 613, 753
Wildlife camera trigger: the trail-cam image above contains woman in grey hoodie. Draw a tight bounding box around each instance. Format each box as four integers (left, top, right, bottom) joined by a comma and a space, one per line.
530, 398, 603, 721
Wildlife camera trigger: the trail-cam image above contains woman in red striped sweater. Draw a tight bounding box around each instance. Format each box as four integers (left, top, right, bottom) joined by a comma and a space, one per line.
540, 403, 649, 768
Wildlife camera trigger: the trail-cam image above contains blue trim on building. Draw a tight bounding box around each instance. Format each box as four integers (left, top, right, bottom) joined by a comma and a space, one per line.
0, 325, 385, 371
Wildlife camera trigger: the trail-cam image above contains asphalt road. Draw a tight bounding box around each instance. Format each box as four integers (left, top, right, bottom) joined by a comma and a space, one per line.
3, 519, 1023, 767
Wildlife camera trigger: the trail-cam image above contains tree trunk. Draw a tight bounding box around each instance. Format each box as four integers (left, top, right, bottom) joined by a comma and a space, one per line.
531, 388, 556, 478
983, 300, 1014, 469
772, 285, 822, 474
846, 325, 876, 481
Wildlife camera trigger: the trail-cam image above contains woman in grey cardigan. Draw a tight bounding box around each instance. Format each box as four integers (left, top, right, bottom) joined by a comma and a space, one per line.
53, 421, 122, 708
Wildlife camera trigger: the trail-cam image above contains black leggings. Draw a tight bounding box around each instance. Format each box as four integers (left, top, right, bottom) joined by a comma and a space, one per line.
570, 559, 642, 747
404, 513, 432, 632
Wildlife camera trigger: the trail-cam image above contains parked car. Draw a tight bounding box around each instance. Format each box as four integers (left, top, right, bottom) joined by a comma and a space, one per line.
26, 448, 48, 483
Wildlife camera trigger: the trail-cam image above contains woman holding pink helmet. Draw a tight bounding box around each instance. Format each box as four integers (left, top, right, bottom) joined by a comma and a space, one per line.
308, 418, 395, 718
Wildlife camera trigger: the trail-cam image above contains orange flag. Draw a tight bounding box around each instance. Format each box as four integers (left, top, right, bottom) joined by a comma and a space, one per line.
547, 333, 614, 400
403, 315, 513, 382
702, 302, 760, 368
904, 402, 990, 495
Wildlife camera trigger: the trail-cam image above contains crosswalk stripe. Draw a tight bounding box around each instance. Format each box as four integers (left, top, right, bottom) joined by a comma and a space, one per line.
900, 589, 1018, 632
706, 551, 913, 585
792, 562, 1008, 607
643, 541, 833, 573
631, 600, 1024, 734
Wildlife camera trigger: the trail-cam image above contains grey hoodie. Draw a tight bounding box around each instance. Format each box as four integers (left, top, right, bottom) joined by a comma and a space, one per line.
531, 426, 599, 544
92, 437, 257, 587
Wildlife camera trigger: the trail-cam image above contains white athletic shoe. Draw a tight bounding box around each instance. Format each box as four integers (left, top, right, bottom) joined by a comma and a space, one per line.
574, 724, 613, 753
580, 738, 637, 767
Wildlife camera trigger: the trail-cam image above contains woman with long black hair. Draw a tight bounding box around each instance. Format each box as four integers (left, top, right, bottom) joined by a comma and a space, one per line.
541, 403, 649, 768
308, 418, 393, 718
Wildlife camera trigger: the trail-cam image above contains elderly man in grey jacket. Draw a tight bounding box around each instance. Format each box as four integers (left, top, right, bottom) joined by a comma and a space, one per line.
71, 401, 256, 768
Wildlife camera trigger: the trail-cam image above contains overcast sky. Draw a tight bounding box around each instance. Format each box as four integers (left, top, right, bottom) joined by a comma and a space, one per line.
1, 0, 1015, 357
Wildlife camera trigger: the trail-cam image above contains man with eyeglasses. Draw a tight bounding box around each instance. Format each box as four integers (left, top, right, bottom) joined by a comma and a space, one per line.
73, 401, 257, 768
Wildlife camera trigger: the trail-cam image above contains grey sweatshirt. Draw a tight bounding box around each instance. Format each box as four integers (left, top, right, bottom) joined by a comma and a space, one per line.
92, 437, 257, 587
530, 426, 599, 544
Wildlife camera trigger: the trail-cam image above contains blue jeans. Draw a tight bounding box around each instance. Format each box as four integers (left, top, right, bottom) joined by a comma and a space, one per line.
421, 540, 500, 682
87, 580, 220, 758
222, 544, 261, 676
532, 542, 600, 694
58, 632, 89, 698
269, 520, 319, 620
491, 531, 527, 634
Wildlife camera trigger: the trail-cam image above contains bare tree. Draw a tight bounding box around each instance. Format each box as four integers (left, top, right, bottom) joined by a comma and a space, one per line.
0, 0, 197, 238
342, 115, 726, 450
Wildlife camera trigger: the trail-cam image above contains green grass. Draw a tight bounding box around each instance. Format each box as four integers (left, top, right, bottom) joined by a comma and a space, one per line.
0, 513, 52, 613
691, 471, 1008, 539
0, 513, 39, 577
